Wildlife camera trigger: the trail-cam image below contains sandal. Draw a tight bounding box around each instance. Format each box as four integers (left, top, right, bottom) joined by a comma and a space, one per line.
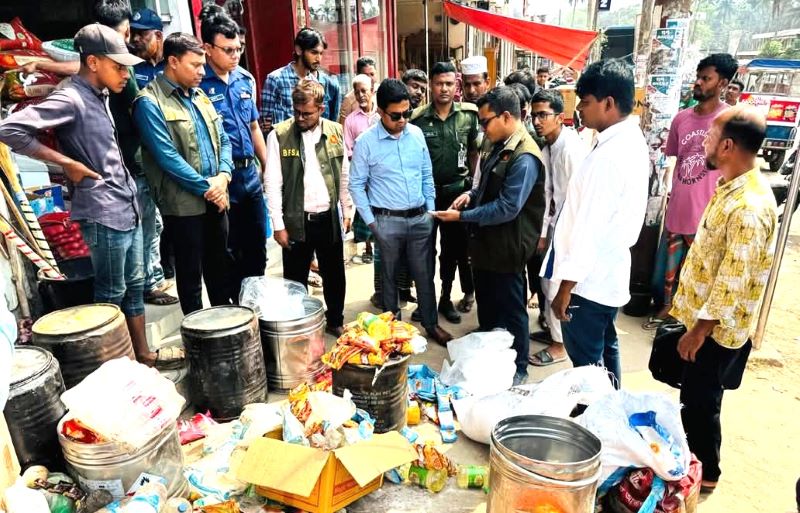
642, 316, 671, 330
456, 295, 474, 313
308, 271, 323, 288
362, 252, 373, 264
145, 289, 179, 306
528, 348, 567, 367
527, 297, 539, 310
154, 346, 185, 370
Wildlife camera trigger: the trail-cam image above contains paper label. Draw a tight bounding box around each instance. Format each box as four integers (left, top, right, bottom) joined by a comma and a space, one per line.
126, 472, 168, 495
77, 476, 125, 498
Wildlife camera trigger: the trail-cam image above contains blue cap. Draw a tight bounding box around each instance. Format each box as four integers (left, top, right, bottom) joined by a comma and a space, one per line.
130, 8, 163, 31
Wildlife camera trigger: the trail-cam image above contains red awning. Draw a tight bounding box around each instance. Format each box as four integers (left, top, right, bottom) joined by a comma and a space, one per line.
443, 1, 598, 70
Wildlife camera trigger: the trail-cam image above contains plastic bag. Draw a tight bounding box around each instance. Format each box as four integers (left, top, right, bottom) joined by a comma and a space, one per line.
0, 18, 43, 51
178, 412, 218, 445
1, 70, 61, 100
239, 403, 283, 443
453, 366, 615, 445
60, 357, 185, 451
578, 390, 691, 482
439, 330, 516, 397
238, 276, 307, 321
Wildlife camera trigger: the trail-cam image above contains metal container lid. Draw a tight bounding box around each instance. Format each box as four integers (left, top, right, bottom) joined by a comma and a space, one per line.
9, 346, 53, 388
182, 305, 255, 332
33, 304, 120, 336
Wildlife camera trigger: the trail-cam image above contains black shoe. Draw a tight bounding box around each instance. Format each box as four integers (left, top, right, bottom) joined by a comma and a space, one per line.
538, 314, 549, 332
370, 293, 384, 311
399, 289, 417, 303
529, 330, 553, 344
438, 299, 462, 324
411, 308, 422, 322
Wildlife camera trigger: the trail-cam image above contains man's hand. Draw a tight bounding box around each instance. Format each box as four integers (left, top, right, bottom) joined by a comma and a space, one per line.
432, 209, 461, 222
21, 62, 38, 74
343, 217, 352, 233
537, 237, 548, 254
677, 329, 707, 363
274, 229, 290, 249
450, 192, 472, 210
62, 159, 101, 183
551, 288, 573, 322
259, 118, 272, 133
204, 174, 229, 207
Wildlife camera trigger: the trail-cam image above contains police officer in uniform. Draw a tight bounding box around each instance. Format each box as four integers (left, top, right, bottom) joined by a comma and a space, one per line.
199, 8, 269, 301
411, 61, 480, 324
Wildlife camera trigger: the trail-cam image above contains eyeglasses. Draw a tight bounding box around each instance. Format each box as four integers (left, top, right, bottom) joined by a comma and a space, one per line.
479, 114, 499, 129
212, 44, 243, 57
293, 109, 318, 119
531, 111, 556, 121
385, 109, 413, 122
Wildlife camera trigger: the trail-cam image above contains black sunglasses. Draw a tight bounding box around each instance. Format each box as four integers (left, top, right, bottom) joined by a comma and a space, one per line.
385, 109, 413, 122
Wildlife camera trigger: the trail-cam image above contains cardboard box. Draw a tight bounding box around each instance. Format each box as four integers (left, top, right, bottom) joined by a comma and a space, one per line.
1, 415, 21, 508
237, 431, 417, 513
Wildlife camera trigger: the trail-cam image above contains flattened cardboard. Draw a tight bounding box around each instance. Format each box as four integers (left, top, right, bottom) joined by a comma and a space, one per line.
238, 438, 330, 497
333, 431, 419, 487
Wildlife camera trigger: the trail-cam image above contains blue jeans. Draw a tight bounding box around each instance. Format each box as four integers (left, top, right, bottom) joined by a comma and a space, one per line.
561, 294, 621, 387
473, 269, 530, 376
135, 176, 165, 292
373, 212, 437, 329
80, 221, 145, 317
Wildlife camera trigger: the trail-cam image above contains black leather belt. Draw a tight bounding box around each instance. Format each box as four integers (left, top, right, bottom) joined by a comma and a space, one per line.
233, 157, 254, 169
371, 205, 426, 218
305, 210, 331, 222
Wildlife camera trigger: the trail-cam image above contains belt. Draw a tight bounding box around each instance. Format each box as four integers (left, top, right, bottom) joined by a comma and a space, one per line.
371, 205, 426, 218
233, 157, 254, 169
304, 210, 331, 222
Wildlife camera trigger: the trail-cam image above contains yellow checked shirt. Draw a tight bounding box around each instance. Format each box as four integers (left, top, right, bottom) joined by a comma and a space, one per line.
670, 168, 777, 349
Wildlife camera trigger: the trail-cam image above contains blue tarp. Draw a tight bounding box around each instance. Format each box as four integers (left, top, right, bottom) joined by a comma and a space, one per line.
747, 58, 800, 70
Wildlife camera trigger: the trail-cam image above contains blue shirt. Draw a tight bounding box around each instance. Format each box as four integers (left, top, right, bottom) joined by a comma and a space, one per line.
133, 77, 232, 197
461, 153, 539, 226
133, 60, 164, 89
260, 62, 341, 124
349, 121, 435, 226
199, 65, 259, 160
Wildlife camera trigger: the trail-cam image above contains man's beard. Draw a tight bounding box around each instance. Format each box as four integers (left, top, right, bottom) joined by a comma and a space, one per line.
693, 88, 715, 101
409, 96, 421, 108
302, 54, 318, 71
705, 156, 718, 170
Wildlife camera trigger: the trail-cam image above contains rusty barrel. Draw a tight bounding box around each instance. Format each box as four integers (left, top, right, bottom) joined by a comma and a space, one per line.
181, 306, 267, 420
332, 355, 410, 433
3, 346, 67, 471
32, 304, 135, 389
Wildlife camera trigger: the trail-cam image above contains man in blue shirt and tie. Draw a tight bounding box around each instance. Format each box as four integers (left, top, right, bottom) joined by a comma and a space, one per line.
350, 79, 453, 345
198, 7, 269, 301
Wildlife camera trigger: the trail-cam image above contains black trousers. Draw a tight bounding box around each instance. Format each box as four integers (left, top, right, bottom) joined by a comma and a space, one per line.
226, 191, 268, 302
163, 205, 230, 315
282, 212, 346, 327
680, 337, 751, 482
435, 219, 474, 301
473, 268, 530, 376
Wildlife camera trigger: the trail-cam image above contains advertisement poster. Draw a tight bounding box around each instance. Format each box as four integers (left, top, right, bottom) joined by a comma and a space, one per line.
650, 28, 683, 75
646, 74, 681, 115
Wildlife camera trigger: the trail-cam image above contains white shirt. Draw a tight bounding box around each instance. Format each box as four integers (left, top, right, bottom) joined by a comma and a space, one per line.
265, 123, 352, 231
541, 127, 588, 235
542, 117, 649, 307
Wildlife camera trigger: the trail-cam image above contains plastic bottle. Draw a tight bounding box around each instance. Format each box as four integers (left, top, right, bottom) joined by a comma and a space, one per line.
456, 464, 489, 489
407, 465, 448, 493
124, 482, 167, 513
163, 497, 192, 513
94, 498, 130, 513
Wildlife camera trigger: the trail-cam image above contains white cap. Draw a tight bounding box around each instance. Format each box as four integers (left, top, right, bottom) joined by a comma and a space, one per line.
461, 56, 487, 76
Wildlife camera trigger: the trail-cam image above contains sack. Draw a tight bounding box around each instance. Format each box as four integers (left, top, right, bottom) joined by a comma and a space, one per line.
648, 322, 687, 389
578, 390, 691, 482
440, 330, 516, 397
0, 18, 43, 51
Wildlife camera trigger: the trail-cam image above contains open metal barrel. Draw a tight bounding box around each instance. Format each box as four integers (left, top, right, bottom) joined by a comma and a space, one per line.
488, 415, 602, 513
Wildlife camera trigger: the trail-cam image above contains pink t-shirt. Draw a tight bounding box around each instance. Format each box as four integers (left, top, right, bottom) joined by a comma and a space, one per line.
664, 103, 728, 235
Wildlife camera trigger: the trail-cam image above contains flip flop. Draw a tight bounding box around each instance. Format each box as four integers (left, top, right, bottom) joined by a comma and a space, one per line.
528, 348, 567, 367
308, 271, 323, 288
154, 346, 185, 370
456, 296, 474, 313
145, 289, 179, 306
642, 316, 671, 330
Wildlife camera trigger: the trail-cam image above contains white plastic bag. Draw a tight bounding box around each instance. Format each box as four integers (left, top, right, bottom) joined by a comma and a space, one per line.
440, 330, 516, 397
60, 357, 185, 451
453, 366, 615, 444
578, 390, 691, 482
239, 277, 307, 321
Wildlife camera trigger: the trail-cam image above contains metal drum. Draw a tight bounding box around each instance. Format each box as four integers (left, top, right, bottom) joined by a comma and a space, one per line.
259, 296, 326, 392
181, 306, 267, 420
32, 304, 135, 389
332, 355, 409, 433
488, 415, 602, 513
3, 346, 67, 471
58, 416, 188, 500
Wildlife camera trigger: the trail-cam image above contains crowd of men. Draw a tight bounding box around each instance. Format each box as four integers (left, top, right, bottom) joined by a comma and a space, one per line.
0, 0, 780, 494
